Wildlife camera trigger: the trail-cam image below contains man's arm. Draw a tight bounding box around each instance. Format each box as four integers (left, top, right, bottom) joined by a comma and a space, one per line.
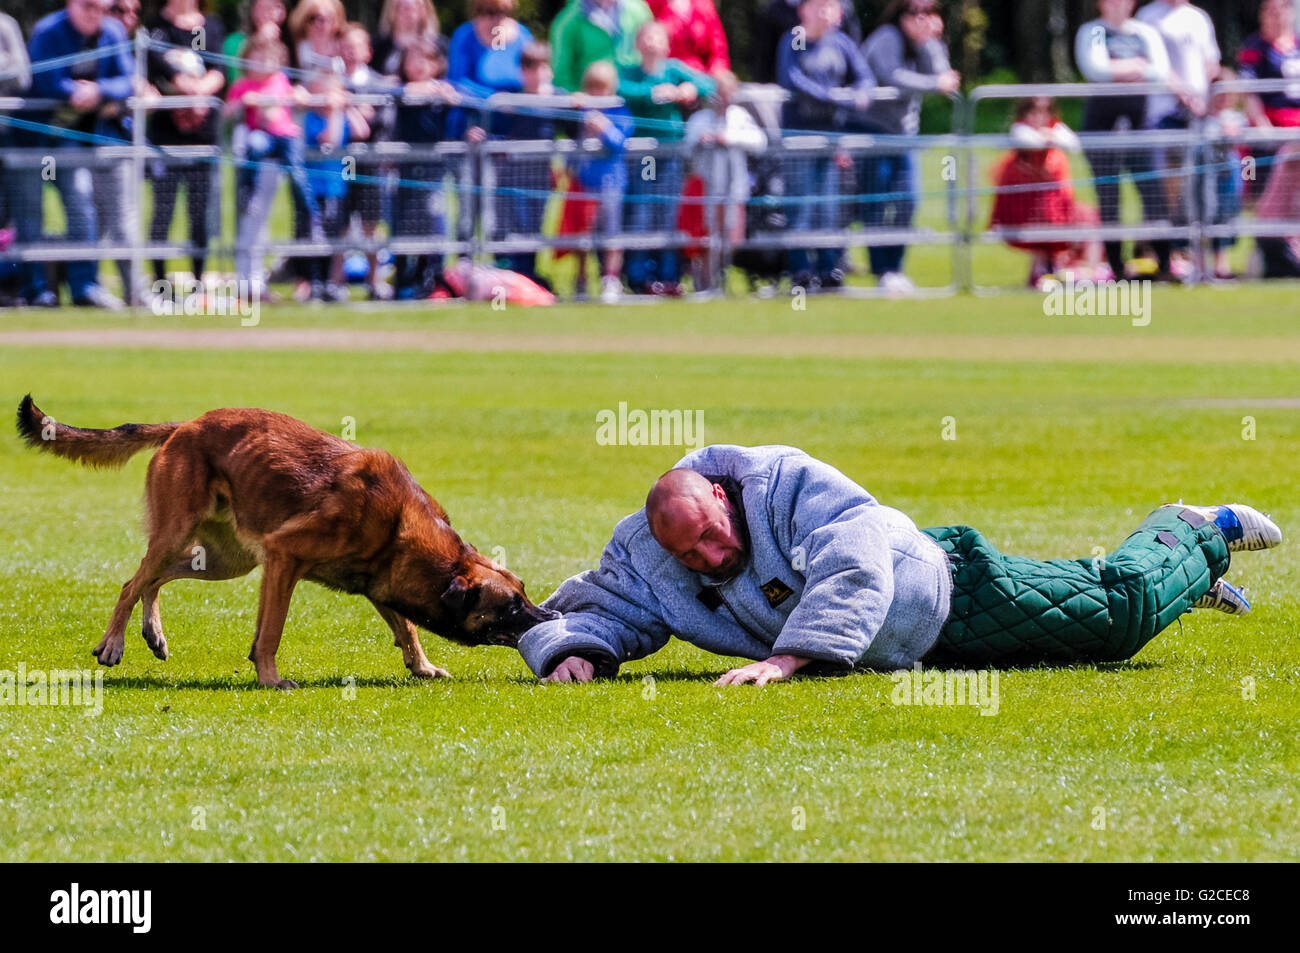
519, 525, 673, 682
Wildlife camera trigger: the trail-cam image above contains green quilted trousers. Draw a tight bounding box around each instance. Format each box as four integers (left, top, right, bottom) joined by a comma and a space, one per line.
921, 506, 1230, 666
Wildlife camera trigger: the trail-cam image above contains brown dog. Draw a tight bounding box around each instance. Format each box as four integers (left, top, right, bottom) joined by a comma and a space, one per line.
16, 396, 557, 689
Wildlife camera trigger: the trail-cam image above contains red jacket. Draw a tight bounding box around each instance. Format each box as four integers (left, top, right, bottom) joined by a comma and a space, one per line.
647, 0, 730, 75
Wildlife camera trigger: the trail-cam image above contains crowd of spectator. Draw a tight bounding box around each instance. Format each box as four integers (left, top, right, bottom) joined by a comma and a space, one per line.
0, 0, 1298, 309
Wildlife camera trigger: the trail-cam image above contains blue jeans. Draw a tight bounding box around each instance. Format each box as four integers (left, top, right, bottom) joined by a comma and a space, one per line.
53, 159, 102, 298
856, 148, 916, 277
625, 155, 682, 288
785, 154, 841, 278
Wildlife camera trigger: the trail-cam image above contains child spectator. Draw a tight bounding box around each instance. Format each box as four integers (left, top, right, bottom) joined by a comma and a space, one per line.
341, 22, 398, 299
226, 34, 323, 295
989, 97, 1104, 287
680, 69, 767, 290
303, 70, 370, 301
485, 41, 562, 287
619, 20, 715, 294
1203, 69, 1247, 279
559, 61, 634, 303
392, 37, 460, 299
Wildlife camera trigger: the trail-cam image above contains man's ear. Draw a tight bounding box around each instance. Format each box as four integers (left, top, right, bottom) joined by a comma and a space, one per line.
712, 482, 728, 503
442, 575, 477, 616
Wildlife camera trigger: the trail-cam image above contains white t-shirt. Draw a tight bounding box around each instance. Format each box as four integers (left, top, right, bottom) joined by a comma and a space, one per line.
1137, 1, 1220, 121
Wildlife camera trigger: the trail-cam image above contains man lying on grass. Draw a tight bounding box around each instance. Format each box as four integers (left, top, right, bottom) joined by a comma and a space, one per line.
521, 445, 1281, 685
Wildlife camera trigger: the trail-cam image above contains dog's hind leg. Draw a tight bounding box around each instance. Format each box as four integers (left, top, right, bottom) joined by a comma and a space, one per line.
369, 599, 450, 679
139, 534, 259, 660
94, 447, 210, 667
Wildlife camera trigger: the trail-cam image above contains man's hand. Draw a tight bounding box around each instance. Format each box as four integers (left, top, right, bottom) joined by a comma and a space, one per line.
542, 656, 595, 684
714, 654, 810, 687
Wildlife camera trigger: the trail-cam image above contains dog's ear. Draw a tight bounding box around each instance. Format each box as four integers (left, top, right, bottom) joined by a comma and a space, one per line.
442, 574, 479, 617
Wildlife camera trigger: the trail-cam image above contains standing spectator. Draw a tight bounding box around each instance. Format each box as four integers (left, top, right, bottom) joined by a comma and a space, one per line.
145, 0, 226, 292
551, 0, 652, 95
448, 0, 533, 97
1239, 0, 1300, 129
646, 0, 730, 77
753, 0, 861, 84
989, 98, 1104, 287
486, 40, 561, 287
302, 70, 368, 301
680, 69, 767, 290
1238, 0, 1300, 197
855, 0, 959, 296
1203, 69, 1246, 279
1254, 142, 1300, 277
223, 0, 286, 82
94, 0, 146, 305
1137, 0, 1220, 279
0, 11, 47, 306
618, 20, 714, 294
340, 22, 398, 299
391, 37, 459, 299
373, 0, 445, 79
777, 0, 874, 290
565, 60, 634, 303
27, 0, 136, 309
288, 0, 345, 74
1075, 0, 1171, 279
225, 34, 322, 296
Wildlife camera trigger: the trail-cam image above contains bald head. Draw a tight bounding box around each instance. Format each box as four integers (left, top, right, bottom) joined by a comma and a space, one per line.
645, 469, 747, 577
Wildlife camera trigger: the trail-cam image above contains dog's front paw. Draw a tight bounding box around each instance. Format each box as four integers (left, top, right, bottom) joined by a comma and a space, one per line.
91, 636, 124, 666
410, 663, 451, 679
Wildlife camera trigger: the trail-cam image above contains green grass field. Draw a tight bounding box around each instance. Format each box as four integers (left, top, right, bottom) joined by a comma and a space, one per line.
1, 285, 1297, 861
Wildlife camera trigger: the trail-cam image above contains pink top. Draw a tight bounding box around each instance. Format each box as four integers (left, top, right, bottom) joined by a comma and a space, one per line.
228, 71, 300, 138
1257, 145, 1300, 222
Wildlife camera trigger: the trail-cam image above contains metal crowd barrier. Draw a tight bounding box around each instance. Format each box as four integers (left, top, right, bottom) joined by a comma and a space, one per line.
3, 56, 1300, 303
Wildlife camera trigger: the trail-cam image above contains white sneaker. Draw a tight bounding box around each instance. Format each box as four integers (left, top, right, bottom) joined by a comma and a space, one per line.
879, 272, 916, 297
600, 276, 623, 304
1164, 502, 1282, 552
1192, 578, 1251, 616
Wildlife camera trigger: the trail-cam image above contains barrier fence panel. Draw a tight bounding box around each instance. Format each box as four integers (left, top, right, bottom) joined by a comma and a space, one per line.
960, 79, 1300, 293
5, 48, 1300, 308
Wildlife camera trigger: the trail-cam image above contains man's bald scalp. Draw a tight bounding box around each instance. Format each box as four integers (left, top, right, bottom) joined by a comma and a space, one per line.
646, 468, 716, 536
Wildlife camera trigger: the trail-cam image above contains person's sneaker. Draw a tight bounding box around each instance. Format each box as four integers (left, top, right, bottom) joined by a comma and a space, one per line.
821, 269, 845, 289
1192, 578, 1251, 616
1164, 502, 1283, 552
324, 282, 349, 303
72, 285, 125, 310
879, 271, 916, 297
22, 290, 59, 308
600, 275, 623, 304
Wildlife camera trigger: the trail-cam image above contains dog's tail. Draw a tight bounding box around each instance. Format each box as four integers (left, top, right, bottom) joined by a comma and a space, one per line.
16, 395, 181, 469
